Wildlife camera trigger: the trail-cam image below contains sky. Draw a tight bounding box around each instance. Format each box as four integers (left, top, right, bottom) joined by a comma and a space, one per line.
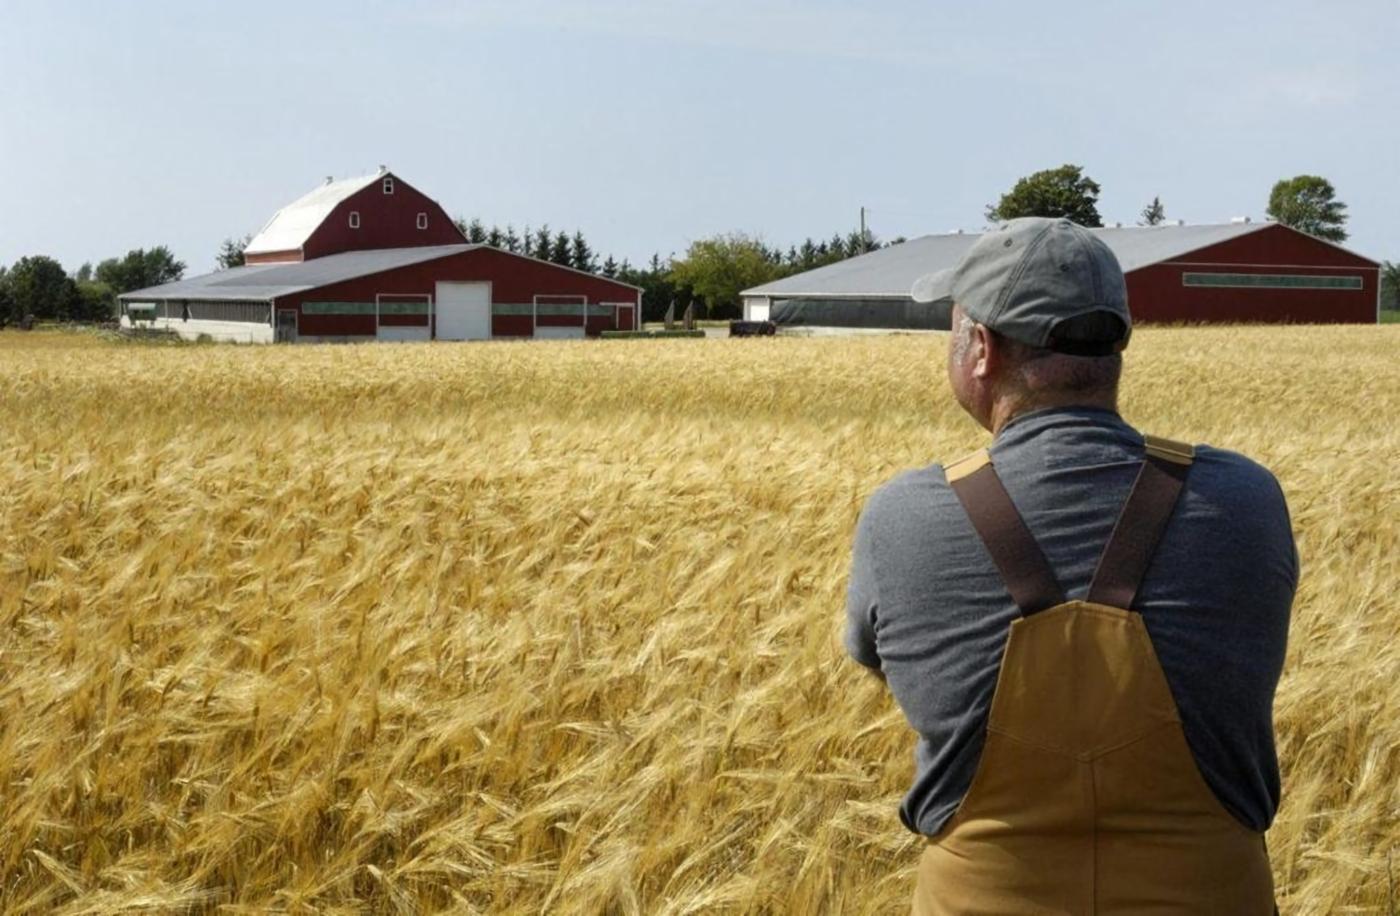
1, 0, 1395, 275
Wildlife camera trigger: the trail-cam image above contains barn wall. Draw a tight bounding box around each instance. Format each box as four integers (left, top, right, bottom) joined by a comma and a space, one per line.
275, 247, 641, 338
1128, 225, 1379, 324
303, 175, 467, 260
246, 248, 303, 265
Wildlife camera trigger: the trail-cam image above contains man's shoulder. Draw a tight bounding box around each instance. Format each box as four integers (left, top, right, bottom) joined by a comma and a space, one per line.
862, 460, 960, 525
1188, 443, 1288, 505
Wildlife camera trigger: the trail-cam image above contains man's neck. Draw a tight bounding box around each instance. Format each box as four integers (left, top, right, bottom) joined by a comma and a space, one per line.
988, 392, 1120, 437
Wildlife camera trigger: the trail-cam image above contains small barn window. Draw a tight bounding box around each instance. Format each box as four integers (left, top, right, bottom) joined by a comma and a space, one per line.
382, 177, 394, 195
349, 211, 361, 229
417, 212, 428, 230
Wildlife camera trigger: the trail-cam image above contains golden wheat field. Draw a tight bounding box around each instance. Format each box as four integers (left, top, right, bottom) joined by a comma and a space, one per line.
0, 325, 1397, 914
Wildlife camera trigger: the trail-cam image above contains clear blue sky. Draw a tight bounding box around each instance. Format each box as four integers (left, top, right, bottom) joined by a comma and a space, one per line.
2, 0, 1395, 274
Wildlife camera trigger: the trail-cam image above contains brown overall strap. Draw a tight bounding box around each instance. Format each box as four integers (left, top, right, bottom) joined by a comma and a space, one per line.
1086, 435, 1196, 609
946, 450, 1066, 615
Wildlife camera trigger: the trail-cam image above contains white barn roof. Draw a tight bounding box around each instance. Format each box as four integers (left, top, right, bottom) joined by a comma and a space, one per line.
743, 222, 1274, 299
244, 171, 387, 255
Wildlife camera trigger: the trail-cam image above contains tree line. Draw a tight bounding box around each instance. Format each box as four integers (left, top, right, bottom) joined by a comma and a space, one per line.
448, 217, 896, 320
0, 248, 184, 327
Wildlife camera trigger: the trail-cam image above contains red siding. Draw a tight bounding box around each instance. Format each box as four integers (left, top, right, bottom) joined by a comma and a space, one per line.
1127, 224, 1378, 325
274, 247, 641, 338
302, 174, 467, 260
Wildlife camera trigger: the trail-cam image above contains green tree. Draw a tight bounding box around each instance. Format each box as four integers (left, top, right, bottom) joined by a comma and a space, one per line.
95, 247, 185, 294
7, 255, 79, 321
600, 255, 619, 278
1381, 261, 1400, 311
618, 253, 678, 322
0, 265, 12, 325
503, 225, 521, 254
668, 233, 786, 320
486, 225, 505, 249
549, 230, 572, 266
75, 280, 116, 321
1139, 196, 1166, 226
1266, 175, 1348, 242
532, 225, 553, 260
986, 164, 1103, 227
75, 262, 94, 282
570, 231, 596, 273
217, 235, 251, 269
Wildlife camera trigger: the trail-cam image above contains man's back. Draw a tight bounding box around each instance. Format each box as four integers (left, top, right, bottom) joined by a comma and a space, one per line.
845, 405, 1298, 837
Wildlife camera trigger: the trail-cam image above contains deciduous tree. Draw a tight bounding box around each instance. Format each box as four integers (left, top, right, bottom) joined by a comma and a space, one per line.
1381, 261, 1400, 311
986, 164, 1103, 227
1267, 175, 1348, 242
7, 255, 79, 321
668, 233, 785, 320
95, 247, 185, 294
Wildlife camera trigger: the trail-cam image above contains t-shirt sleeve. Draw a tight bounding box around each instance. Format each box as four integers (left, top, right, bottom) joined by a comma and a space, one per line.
844, 499, 883, 670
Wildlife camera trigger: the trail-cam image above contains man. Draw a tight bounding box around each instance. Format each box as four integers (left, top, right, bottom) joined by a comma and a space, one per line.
845, 217, 1297, 913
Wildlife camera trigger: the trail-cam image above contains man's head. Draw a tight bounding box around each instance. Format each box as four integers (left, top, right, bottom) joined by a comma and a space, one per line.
912, 218, 1131, 433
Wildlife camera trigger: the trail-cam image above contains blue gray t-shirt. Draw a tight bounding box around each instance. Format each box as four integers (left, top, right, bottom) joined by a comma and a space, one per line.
845, 406, 1297, 836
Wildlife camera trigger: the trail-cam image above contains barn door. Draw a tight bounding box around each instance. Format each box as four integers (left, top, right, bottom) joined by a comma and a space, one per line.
276, 309, 299, 343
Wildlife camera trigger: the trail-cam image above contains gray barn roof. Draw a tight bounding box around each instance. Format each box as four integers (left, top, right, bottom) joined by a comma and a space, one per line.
119, 245, 484, 302
743, 222, 1275, 299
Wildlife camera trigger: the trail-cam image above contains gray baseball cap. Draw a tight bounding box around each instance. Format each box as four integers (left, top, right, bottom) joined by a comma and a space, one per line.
911, 217, 1131, 354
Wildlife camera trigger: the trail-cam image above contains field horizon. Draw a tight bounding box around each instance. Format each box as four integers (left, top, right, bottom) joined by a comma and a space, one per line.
1, 325, 1397, 914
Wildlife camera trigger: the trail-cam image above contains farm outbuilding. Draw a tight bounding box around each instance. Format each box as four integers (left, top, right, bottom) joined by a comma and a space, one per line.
119, 169, 641, 343
741, 221, 1382, 329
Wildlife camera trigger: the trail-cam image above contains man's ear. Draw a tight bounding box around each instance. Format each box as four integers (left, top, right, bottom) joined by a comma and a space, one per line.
971, 322, 996, 379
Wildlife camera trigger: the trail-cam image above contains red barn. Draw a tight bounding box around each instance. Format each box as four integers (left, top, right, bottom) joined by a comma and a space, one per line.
119, 168, 641, 343
742, 221, 1381, 328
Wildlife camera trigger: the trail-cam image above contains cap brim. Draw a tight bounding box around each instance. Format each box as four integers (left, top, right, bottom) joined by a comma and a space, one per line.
911, 268, 953, 305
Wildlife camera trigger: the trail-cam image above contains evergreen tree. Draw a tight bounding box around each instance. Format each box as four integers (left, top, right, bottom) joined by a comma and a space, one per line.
570, 230, 596, 272
216, 235, 251, 269
521, 225, 534, 257
486, 225, 505, 249
532, 225, 553, 260
466, 219, 488, 243
75, 262, 93, 282
504, 225, 521, 253
1139, 196, 1166, 226
601, 255, 619, 278
550, 230, 572, 266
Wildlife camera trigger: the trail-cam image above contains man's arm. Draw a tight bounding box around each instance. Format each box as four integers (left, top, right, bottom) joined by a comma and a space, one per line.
845, 500, 886, 681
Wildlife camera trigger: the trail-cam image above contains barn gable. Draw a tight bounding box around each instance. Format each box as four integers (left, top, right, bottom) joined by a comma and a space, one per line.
245, 169, 466, 264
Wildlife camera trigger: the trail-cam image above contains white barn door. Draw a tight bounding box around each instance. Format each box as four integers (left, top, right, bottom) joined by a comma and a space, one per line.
435, 282, 492, 340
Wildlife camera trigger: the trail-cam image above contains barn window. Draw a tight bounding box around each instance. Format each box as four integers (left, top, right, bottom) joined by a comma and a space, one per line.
383, 177, 394, 195
1183, 272, 1363, 290
349, 211, 361, 229
417, 212, 428, 230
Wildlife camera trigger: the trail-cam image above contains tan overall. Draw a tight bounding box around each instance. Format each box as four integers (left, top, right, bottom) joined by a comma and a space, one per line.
911, 436, 1275, 915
